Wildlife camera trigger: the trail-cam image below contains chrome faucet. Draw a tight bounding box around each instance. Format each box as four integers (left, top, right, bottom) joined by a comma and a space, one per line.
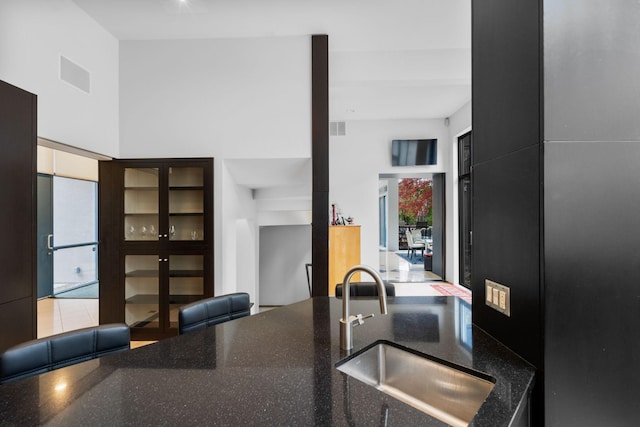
340, 265, 388, 350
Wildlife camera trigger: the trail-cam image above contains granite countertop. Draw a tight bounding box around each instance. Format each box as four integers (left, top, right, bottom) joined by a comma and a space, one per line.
0, 296, 535, 426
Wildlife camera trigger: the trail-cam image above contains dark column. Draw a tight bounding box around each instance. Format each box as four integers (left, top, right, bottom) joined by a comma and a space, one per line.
311, 36, 331, 422
311, 35, 329, 297
471, 0, 543, 424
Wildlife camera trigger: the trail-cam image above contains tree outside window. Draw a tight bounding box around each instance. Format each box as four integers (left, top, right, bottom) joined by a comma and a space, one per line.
398, 178, 433, 225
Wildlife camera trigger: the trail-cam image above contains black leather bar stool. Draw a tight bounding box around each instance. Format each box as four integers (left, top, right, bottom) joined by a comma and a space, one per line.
334, 282, 396, 298
178, 293, 251, 335
0, 323, 130, 385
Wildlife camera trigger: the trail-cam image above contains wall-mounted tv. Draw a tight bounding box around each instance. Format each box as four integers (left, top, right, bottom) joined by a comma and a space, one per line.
391, 139, 437, 166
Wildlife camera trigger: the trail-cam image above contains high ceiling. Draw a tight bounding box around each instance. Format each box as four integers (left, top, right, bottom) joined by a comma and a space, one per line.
73, 0, 471, 121
70, 0, 470, 191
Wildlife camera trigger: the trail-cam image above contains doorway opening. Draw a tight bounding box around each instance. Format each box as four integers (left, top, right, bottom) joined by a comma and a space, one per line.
378, 173, 445, 282
37, 147, 100, 299
36, 139, 110, 338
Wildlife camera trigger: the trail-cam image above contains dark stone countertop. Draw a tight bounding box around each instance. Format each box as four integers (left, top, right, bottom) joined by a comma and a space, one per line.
0, 296, 535, 426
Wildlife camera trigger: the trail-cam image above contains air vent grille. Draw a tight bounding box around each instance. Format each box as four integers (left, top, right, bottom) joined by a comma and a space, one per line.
60, 55, 90, 94
329, 121, 346, 136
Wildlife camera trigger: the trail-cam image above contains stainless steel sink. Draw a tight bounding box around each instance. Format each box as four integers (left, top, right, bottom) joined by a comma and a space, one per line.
336, 341, 495, 427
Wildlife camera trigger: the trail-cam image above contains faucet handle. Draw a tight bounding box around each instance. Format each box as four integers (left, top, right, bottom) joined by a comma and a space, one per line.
353, 313, 375, 327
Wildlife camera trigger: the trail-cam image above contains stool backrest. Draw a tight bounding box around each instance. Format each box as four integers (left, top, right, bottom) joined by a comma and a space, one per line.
334, 282, 396, 298
178, 293, 251, 335
0, 323, 130, 385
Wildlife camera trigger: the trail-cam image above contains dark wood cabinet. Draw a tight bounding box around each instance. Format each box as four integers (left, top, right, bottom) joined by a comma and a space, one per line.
99, 158, 214, 340
0, 80, 37, 351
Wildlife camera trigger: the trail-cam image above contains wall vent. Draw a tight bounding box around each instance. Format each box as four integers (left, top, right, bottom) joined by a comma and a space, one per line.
60, 55, 90, 94
329, 121, 346, 136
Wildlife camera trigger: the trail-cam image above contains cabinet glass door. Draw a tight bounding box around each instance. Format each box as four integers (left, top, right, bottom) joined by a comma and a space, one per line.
125, 255, 160, 329
168, 255, 204, 329
124, 168, 159, 241
168, 167, 204, 241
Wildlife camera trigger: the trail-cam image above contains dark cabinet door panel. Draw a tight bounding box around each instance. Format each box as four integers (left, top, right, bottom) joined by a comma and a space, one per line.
472, 145, 542, 369
472, 0, 541, 164
544, 140, 640, 426
0, 80, 36, 350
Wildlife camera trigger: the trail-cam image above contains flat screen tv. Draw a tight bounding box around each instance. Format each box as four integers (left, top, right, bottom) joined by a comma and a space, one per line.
391, 139, 437, 166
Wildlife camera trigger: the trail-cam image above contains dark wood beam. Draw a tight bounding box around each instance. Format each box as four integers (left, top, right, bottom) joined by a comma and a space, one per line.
311, 35, 329, 297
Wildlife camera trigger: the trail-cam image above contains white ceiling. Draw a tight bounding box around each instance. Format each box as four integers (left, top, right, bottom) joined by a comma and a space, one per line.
72, 0, 470, 190
73, 0, 471, 121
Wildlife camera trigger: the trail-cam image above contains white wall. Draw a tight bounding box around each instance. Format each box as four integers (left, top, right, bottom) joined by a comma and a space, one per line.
448, 101, 471, 135
330, 106, 473, 284
329, 119, 452, 274
235, 218, 257, 311
119, 36, 312, 305
119, 37, 311, 159
218, 161, 259, 302
0, 0, 119, 157
259, 225, 312, 306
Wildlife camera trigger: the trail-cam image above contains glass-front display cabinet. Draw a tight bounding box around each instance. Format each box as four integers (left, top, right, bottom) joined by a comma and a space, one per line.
99, 158, 213, 340
124, 167, 159, 241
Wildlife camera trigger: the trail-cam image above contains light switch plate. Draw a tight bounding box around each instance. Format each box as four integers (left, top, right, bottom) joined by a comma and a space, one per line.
499, 291, 506, 309
485, 279, 511, 317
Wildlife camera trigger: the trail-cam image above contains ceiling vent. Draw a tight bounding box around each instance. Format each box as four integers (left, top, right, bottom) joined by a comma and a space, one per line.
329, 121, 346, 136
60, 55, 90, 94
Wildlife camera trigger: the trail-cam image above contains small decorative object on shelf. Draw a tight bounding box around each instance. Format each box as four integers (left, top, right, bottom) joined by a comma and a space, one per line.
331, 202, 352, 225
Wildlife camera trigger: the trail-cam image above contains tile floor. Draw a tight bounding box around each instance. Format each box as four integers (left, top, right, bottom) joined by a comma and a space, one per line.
379, 249, 442, 283
37, 298, 153, 349
37, 298, 99, 339
37, 250, 470, 348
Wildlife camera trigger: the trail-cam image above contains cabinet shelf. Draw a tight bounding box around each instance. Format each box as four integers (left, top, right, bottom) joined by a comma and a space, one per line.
126, 269, 159, 278
124, 212, 159, 216
125, 269, 204, 278
169, 212, 203, 216
170, 270, 204, 278
125, 187, 158, 191
126, 294, 204, 305
126, 294, 159, 304
169, 186, 203, 191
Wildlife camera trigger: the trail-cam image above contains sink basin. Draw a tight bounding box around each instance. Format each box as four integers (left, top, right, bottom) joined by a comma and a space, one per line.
336, 340, 495, 427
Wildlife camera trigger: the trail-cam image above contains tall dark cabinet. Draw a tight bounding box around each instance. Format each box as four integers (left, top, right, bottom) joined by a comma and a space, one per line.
473, 1, 640, 425
99, 158, 214, 340
0, 80, 37, 352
